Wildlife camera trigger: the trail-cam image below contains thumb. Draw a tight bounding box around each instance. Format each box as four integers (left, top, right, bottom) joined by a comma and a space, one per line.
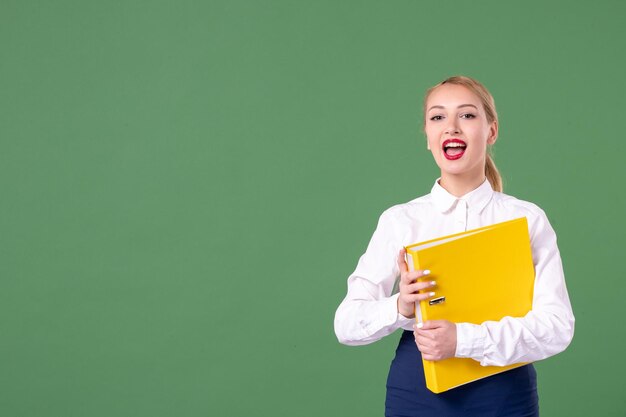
420, 320, 445, 330
397, 248, 408, 273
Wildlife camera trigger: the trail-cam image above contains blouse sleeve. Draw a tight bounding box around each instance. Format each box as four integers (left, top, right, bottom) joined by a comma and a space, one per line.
455, 208, 575, 366
334, 210, 414, 345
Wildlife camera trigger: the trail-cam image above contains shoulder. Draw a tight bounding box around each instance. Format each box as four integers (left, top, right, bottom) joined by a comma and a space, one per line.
379, 193, 433, 222
370, 193, 434, 237
492, 191, 546, 217
491, 191, 555, 238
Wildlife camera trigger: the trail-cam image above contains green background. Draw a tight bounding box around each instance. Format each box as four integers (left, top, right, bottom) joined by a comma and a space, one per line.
1, 1, 625, 416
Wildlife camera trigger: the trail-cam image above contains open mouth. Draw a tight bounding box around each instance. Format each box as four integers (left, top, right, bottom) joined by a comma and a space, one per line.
442, 139, 467, 160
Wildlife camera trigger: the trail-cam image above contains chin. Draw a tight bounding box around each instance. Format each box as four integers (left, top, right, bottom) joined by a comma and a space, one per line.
438, 159, 483, 178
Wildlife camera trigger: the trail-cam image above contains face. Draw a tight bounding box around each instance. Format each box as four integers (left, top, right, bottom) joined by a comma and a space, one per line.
424, 84, 498, 183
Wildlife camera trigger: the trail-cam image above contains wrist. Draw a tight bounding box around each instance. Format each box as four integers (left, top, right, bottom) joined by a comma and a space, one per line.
397, 297, 415, 318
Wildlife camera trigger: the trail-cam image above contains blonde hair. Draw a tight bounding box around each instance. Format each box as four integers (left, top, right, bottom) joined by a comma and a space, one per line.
423, 75, 503, 192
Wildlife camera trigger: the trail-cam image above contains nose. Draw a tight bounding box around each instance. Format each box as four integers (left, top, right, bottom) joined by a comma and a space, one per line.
445, 119, 461, 135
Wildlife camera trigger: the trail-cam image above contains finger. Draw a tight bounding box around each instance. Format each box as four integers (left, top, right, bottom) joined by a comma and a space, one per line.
397, 250, 432, 283
415, 334, 435, 348
421, 353, 440, 362
405, 280, 436, 293
403, 269, 432, 282
414, 325, 437, 341
415, 338, 436, 355
400, 270, 436, 289
399, 270, 415, 285
420, 320, 446, 330
403, 291, 436, 303
397, 249, 408, 273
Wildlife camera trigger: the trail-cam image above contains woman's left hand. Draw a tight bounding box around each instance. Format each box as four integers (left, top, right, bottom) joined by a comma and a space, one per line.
413, 320, 457, 361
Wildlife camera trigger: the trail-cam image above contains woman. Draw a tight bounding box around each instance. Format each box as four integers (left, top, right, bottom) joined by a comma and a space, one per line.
334, 76, 575, 416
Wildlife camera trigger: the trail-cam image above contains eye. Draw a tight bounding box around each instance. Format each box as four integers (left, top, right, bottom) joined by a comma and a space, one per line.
430, 115, 444, 121
460, 113, 476, 119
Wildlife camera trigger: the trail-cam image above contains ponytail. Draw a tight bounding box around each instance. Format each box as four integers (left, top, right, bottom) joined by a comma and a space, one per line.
485, 153, 502, 192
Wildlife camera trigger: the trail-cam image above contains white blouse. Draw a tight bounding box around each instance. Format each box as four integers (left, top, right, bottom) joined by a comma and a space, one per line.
334, 178, 575, 366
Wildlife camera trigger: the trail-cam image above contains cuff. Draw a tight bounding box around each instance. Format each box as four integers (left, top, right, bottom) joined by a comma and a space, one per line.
455, 322, 486, 360
380, 293, 414, 329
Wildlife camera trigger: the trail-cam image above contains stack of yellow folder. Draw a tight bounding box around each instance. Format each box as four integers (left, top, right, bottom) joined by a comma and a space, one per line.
404, 217, 535, 393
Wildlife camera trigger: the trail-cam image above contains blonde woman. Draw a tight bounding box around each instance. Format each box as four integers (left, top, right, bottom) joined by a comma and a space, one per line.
334, 76, 574, 416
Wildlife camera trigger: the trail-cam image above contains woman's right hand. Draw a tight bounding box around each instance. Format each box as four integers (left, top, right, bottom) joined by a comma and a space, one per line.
396, 248, 436, 318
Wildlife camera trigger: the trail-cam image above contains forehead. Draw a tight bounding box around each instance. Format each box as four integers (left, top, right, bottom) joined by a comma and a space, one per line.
426, 84, 482, 110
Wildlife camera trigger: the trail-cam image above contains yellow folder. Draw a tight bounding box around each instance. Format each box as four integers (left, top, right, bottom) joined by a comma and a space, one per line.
404, 217, 535, 393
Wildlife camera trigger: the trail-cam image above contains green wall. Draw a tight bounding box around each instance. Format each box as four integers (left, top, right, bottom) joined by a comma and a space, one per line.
1, 1, 625, 415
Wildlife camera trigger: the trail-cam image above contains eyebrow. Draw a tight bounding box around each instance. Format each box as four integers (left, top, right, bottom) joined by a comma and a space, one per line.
427, 104, 478, 112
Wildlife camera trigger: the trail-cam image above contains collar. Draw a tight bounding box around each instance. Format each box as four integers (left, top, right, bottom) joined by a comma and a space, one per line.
430, 177, 495, 213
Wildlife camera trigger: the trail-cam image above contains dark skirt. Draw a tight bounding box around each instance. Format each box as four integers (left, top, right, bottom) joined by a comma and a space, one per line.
385, 331, 539, 417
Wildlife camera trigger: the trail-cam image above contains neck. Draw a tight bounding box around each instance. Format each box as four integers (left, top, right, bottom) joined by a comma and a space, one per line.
439, 173, 487, 197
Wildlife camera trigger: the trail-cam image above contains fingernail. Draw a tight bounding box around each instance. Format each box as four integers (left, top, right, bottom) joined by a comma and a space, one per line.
416, 322, 423, 329
430, 281, 436, 286
423, 269, 430, 275
429, 292, 435, 297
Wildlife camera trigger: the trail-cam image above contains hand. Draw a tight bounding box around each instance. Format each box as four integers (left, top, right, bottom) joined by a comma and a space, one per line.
414, 320, 457, 361
396, 248, 437, 318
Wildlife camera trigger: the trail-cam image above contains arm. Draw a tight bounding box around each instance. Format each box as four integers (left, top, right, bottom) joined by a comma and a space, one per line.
334, 211, 433, 345
455, 209, 575, 366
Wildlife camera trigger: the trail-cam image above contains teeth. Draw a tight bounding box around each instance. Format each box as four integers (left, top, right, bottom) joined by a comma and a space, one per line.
445, 142, 466, 148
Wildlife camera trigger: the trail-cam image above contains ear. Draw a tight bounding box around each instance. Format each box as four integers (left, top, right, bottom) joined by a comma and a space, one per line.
487, 120, 498, 145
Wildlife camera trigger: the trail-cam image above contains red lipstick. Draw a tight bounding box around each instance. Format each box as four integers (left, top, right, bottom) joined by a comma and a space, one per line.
442, 139, 467, 160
